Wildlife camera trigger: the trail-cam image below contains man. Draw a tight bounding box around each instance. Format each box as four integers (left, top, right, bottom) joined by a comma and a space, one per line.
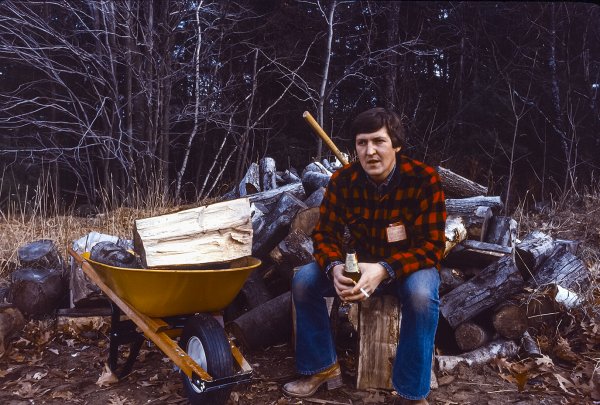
283, 108, 446, 404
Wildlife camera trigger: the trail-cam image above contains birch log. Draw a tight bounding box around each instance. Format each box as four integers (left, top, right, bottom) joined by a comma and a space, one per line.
134, 198, 253, 268
436, 166, 488, 198
446, 196, 503, 216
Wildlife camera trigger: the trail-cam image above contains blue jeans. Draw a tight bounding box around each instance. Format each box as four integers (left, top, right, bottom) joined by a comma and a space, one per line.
292, 261, 440, 400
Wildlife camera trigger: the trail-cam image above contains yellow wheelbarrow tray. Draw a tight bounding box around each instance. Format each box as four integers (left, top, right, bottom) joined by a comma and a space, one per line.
68, 247, 260, 399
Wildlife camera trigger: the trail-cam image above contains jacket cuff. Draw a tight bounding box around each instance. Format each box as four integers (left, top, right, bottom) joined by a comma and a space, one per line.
325, 261, 343, 280
378, 261, 396, 285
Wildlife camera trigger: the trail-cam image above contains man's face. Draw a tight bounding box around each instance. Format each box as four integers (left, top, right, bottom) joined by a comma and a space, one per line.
355, 127, 401, 184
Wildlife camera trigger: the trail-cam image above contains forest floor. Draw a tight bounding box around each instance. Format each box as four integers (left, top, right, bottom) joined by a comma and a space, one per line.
1, 190, 599, 404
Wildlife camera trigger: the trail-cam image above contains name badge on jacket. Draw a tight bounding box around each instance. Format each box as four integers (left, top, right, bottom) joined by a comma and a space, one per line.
386, 221, 407, 243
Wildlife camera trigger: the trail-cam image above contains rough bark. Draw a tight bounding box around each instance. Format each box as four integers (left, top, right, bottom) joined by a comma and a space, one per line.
440, 255, 524, 328
247, 182, 306, 212
228, 291, 291, 350
439, 266, 466, 296
446, 196, 503, 216
269, 229, 314, 268
485, 216, 518, 247
303, 187, 326, 208
530, 245, 589, 292
436, 166, 488, 198
436, 339, 519, 373
302, 171, 331, 196
10, 267, 66, 316
515, 231, 555, 279
259, 157, 277, 191
252, 192, 308, 258
290, 207, 321, 236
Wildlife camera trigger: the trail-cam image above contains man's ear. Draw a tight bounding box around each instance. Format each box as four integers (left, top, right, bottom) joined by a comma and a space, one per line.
394, 146, 402, 153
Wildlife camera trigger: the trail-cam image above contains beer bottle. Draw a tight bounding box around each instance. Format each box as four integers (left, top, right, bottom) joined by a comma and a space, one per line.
343, 251, 361, 282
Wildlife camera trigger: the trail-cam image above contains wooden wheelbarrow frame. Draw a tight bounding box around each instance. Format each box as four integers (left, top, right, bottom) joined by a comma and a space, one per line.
68, 247, 253, 394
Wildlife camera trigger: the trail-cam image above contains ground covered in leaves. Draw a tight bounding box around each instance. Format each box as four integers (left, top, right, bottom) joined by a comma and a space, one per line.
0, 313, 595, 405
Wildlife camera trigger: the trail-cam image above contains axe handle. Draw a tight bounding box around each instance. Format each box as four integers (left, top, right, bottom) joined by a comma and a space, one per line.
303, 111, 349, 165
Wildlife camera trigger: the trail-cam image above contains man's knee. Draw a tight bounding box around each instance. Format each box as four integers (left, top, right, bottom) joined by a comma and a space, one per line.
292, 262, 323, 302
402, 268, 439, 313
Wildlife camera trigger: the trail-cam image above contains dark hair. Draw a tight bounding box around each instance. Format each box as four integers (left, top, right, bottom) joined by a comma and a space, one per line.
349, 107, 405, 148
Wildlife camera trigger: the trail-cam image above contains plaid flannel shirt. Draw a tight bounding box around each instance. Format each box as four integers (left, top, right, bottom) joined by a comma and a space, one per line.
312, 154, 447, 280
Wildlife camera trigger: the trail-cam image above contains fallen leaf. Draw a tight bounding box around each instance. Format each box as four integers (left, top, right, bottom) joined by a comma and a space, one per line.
33, 371, 48, 380
48, 348, 59, 355
108, 394, 128, 405
554, 373, 576, 395
96, 363, 118, 387
437, 375, 455, 386
51, 390, 74, 400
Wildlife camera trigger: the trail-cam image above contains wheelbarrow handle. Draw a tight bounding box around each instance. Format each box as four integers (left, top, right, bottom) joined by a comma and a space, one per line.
67, 246, 84, 265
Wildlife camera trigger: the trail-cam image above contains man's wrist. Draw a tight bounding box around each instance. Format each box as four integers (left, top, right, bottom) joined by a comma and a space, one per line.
325, 261, 343, 280
378, 261, 395, 284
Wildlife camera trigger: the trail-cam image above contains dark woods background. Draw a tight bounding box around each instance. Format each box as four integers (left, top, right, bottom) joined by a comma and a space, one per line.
1, 1, 598, 212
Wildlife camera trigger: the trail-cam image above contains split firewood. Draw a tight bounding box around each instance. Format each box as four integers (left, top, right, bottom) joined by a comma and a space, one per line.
247, 182, 306, 211
492, 302, 528, 339
228, 291, 291, 350
259, 157, 277, 191
444, 216, 467, 257
0, 305, 25, 356
269, 229, 314, 268
554, 239, 579, 255
448, 206, 493, 242
445, 196, 503, 216
10, 266, 66, 315
134, 198, 253, 268
436, 166, 488, 198
515, 231, 555, 279
485, 216, 517, 247
440, 255, 524, 328
252, 192, 308, 257
436, 339, 519, 373
529, 244, 589, 292
303, 187, 326, 208
238, 162, 261, 196
552, 284, 583, 309
443, 240, 512, 268
439, 266, 466, 295
454, 321, 491, 352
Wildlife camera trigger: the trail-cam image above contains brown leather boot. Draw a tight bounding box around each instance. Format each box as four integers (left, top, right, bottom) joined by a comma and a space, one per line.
282, 363, 343, 398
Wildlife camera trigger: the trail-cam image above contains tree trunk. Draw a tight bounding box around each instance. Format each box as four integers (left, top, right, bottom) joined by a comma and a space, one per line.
302, 171, 331, 196
269, 229, 314, 268
246, 183, 306, 212
436, 339, 518, 373
10, 267, 66, 316
303, 187, 326, 208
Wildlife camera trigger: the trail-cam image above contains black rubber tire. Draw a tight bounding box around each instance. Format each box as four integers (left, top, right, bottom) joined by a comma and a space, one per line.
178, 314, 235, 405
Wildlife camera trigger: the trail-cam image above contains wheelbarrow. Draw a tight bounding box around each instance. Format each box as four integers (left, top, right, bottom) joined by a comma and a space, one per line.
68, 247, 261, 405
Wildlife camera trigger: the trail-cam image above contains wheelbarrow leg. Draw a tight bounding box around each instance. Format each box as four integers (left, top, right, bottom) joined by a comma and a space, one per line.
108, 302, 145, 379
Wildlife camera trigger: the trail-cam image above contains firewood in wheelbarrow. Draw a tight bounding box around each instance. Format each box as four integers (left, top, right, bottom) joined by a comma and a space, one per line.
17, 239, 65, 275
9, 267, 66, 316
90, 241, 141, 269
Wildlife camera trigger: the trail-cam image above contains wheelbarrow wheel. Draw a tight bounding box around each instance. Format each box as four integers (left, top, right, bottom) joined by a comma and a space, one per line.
179, 314, 234, 405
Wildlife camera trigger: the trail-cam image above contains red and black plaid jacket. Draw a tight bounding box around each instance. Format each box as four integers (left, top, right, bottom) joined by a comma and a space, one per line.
312, 154, 447, 279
